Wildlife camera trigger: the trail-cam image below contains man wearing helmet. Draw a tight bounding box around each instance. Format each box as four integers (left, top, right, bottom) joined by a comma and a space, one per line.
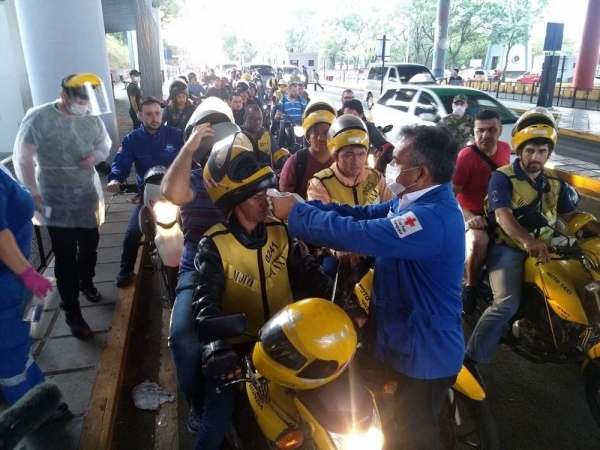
464, 107, 600, 386
307, 115, 394, 206
241, 104, 278, 169
13, 73, 112, 338
107, 96, 184, 288
269, 124, 465, 449
187, 72, 205, 104
193, 132, 348, 449
279, 98, 337, 199
162, 79, 197, 132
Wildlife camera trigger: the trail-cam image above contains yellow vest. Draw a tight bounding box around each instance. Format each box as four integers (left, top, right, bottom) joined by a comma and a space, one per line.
206, 217, 293, 343
315, 167, 382, 206
256, 130, 272, 159
488, 164, 562, 249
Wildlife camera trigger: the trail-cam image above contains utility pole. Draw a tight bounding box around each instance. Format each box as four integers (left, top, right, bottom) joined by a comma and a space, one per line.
377, 35, 388, 95
432, 0, 450, 78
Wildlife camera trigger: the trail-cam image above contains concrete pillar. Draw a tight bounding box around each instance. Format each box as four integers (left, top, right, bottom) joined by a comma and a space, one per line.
0, 0, 32, 157
135, 0, 162, 99
13, 0, 118, 151
432, 0, 451, 78
152, 7, 166, 72
573, 0, 600, 89
127, 30, 139, 71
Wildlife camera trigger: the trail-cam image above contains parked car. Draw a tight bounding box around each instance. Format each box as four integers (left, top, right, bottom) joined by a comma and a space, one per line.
363, 62, 437, 107
516, 72, 542, 84
369, 85, 520, 146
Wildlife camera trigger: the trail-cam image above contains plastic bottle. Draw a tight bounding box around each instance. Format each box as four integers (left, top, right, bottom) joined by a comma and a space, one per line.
22, 295, 44, 323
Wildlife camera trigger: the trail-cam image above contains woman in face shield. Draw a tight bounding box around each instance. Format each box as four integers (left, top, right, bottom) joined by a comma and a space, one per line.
12, 73, 112, 338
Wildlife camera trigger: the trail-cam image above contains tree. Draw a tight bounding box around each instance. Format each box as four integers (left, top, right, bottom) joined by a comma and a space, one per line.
400, 0, 436, 66
490, 0, 548, 72
222, 33, 238, 61
154, 0, 182, 25
532, 37, 578, 56
285, 9, 317, 52
239, 40, 258, 64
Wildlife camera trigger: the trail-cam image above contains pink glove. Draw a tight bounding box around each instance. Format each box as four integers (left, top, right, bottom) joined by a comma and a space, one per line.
19, 266, 53, 298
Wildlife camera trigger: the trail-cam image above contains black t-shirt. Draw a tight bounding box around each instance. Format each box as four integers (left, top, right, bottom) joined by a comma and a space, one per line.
126, 82, 143, 109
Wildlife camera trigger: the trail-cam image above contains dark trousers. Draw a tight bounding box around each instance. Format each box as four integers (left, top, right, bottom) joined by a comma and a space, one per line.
129, 107, 141, 129
394, 371, 456, 449
314, 81, 324, 91
47, 226, 100, 312
120, 202, 143, 272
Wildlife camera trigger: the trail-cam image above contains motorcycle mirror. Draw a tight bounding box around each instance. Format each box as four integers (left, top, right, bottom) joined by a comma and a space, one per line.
196, 312, 248, 341
293, 126, 304, 138
381, 125, 393, 133
517, 212, 548, 231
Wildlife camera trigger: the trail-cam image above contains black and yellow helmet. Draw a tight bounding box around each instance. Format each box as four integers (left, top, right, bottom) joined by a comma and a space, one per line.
272, 148, 291, 174
203, 132, 278, 214
253, 298, 357, 390
511, 107, 558, 152
185, 97, 240, 164
327, 114, 369, 155
302, 96, 337, 139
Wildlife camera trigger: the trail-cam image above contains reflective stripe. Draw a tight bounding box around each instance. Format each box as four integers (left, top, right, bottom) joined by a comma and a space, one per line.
0, 356, 34, 387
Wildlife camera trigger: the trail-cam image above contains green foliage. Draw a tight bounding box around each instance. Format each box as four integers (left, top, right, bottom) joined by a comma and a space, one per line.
240, 40, 258, 64
222, 33, 238, 61
285, 9, 317, 52
156, 0, 182, 25
105, 34, 130, 71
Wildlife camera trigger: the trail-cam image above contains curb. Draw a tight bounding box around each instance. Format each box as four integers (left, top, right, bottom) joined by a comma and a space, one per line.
323, 83, 600, 144
79, 244, 144, 450
553, 169, 600, 196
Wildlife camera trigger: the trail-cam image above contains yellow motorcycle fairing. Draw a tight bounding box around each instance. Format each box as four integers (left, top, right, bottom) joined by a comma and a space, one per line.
246, 375, 300, 442
453, 366, 486, 401
523, 256, 589, 325
582, 343, 600, 371
293, 399, 336, 449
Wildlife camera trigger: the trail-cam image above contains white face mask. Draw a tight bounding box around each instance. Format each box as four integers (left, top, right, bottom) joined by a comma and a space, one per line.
66, 100, 88, 116
453, 104, 466, 117
132, 76, 141, 83
385, 164, 421, 196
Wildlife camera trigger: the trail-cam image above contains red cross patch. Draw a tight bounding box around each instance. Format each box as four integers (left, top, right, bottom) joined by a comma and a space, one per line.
390, 212, 423, 239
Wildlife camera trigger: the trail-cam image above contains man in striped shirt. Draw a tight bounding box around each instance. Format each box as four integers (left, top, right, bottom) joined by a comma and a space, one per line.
274, 82, 306, 148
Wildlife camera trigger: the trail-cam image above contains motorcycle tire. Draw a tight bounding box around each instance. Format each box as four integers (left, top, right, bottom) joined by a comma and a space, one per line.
584, 358, 600, 428
439, 390, 501, 450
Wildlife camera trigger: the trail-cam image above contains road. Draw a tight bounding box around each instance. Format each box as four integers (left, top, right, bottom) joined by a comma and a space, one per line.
317, 85, 600, 165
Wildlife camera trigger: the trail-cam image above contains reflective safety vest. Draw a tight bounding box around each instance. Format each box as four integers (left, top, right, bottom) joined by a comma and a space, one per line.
207, 217, 293, 343
488, 165, 562, 248
255, 129, 273, 168
315, 167, 382, 206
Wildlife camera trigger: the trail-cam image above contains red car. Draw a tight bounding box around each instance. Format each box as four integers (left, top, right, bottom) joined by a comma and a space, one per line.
517, 72, 542, 84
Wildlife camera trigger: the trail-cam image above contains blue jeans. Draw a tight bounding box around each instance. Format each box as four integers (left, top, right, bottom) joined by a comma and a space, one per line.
120, 202, 143, 271
466, 244, 527, 363
169, 269, 203, 408
193, 377, 236, 450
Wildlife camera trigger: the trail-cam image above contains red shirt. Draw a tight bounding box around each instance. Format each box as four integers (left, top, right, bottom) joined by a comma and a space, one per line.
452, 141, 511, 214
279, 149, 332, 199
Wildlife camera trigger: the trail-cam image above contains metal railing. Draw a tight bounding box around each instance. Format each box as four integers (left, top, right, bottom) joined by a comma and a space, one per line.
1, 156, 53, 272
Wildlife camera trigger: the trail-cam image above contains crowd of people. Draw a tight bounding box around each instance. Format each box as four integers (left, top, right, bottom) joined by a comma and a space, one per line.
3, 66, 600, 450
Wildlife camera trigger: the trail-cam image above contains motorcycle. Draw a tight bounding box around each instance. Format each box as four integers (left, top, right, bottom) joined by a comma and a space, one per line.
283, 121, 304, 154
351, 258, 501, 449
199, 298, 384, 450
463, 212, 600, 428
138, 166, 183, 309
367, 124, 393, 170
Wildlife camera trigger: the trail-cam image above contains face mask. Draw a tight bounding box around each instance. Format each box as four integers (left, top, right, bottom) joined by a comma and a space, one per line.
132, 76, 141, 83
453, 105, 466, 117
66, 100, 88, 116
385, 164, 420, 196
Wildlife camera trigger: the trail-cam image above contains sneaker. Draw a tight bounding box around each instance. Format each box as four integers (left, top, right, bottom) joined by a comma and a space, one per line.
462, 286, 479, 315
48, 402, 71, 422
463, 356, 486, 392
79, 282, 101, 303
115, 268, 134, 288
65, 309, 93, 339
187, 406, 202, 433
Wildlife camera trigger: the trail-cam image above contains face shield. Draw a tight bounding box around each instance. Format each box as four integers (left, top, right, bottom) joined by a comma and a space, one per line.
62, 74, 112, 116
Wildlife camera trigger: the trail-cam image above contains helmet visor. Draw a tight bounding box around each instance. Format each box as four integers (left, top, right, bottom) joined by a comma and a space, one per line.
259, 308, 307, 371
66, 81, 112, 115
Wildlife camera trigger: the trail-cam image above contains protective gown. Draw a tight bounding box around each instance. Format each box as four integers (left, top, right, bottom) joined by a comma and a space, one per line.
12, 103, 111, 228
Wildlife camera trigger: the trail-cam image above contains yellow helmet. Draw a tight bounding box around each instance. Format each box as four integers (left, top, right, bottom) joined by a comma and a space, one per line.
565, 212, 598, 238
203, 131, 278, 214
327, 114, 370, 156
267, 77, 278, 89
61, 73, 111, 115
272, 148, 290, 173
278, 79, 287, 87
511, 107, 558, 152
302, 96, 337, 139
241, 73, 252, 81
253, 298, 357, 390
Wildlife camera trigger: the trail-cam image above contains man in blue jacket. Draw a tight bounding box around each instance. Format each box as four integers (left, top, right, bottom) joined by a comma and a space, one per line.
269, 124, 465, 449
107, 96, 184, 287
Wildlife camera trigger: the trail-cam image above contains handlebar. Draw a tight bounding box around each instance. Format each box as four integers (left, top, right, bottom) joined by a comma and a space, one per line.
548, 245, 583, 258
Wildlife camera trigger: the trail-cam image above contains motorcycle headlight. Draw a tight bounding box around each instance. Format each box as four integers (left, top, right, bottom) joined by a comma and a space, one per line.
293, 126, 304, 137
300, 74, 306, 82
327, 409, 384, 450
153, 200, 179, 225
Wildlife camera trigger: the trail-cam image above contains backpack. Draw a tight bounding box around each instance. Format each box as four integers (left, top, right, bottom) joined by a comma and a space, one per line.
293, 148, 308, 195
